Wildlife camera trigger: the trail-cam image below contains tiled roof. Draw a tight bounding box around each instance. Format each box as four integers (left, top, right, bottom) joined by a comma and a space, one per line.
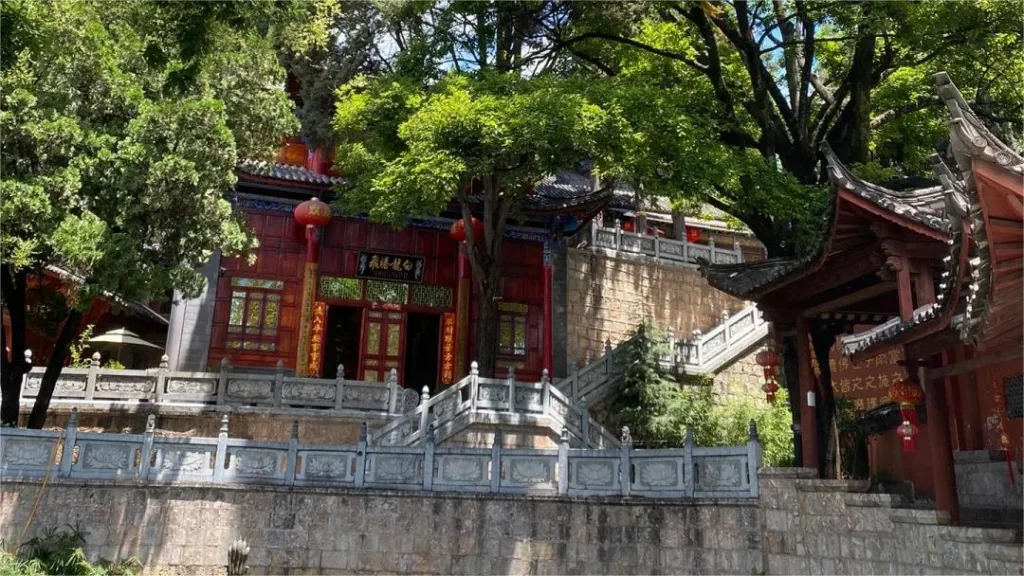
700, 257, 812, 298
237, 161, 347, 186
822, 145, 950, 234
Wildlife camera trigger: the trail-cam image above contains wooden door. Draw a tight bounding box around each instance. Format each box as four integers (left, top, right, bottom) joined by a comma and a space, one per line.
360, 309, 405, 383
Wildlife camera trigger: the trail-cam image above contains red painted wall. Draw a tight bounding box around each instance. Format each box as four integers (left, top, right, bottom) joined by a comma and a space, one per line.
869, 423, 936, 498
976, 357, 1023, 461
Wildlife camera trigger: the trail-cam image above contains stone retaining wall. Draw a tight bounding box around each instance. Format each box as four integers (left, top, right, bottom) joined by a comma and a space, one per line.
3, 469, 1020, 575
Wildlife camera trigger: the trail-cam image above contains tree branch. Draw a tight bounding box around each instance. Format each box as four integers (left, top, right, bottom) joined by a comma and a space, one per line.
871, 94, 942, 128
551, 31, 708, 72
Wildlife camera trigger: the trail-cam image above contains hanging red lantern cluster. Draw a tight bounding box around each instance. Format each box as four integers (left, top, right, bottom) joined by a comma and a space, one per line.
685, 226, 702, 243
755, 347, 781, 404
450, 217, 484, 243
888, 376, 924, 453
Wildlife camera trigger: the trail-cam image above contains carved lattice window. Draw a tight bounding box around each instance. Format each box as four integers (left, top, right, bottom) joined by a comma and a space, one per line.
498, 305, 528, 357
319, 276, 363, 301
366, 280, 408, 305
227, 277, 283, 351
1005, 374, 1023, 419
410, 285, 453, 309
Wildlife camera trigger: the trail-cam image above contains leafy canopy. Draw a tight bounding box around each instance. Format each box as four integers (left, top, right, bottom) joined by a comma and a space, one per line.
0, 0, 304, 302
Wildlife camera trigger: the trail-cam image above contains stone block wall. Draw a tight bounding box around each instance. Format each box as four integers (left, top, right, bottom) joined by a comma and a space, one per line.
759, 468, 1024, 575
710, 344, 768, 403
0, 481, 761, 575
955, 450, 1024, 524
565, 249, 749, 366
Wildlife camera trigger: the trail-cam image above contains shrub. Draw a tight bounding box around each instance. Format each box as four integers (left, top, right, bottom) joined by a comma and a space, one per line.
0, 526, 141, 576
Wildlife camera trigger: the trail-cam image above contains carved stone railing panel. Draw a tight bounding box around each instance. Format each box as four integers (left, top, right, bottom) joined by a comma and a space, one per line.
94, 372, 156, 399
281, 379, 336, 406
226, 378, 274, 403
0, 412, 761, 499
23, 372, 88, 398
341, 382, 391, 411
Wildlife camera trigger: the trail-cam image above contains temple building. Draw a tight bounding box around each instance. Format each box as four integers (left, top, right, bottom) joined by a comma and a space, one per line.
702, 73, 1023, 525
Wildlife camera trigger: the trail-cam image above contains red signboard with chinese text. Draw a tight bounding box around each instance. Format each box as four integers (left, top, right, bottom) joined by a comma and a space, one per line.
440, 312, 456, 385
307, 302, 327, 377
813, 338, 907, 412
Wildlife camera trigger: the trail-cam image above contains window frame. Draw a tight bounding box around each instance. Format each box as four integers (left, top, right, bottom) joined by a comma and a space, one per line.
497, 309, 529, 357
226, 277, 284, 352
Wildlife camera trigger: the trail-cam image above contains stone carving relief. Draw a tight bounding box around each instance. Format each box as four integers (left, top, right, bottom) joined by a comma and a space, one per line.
659, 241, 684, 257
227, 379, 273, 399
402, 388, 420, 412
160, 449, 212, 473
477, 385, 508, 404
25, 375, 86, 394
282, 382, 335, 402
2, 439, 55, 467
701, 331, 728, 357
688, 246, 711, 262
304, 453, 351, 480
440, 456, 487, 483
166, 378, 217, 395
96, 376, 155, 394
373, 455, 420, 483
232, 449, 280, 476
698, 457, 745, 490
574, 460, 616, 487
514, 388, 542, 412
636, 460, 679, 488
343, 385, 389, 407
508, 458, 552, 484
433, 394, 460, 422
82, 443, 133, 470
595, 230, 617, 249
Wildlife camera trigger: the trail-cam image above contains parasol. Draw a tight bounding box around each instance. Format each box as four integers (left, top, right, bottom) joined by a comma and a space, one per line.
89, 328, 161, 365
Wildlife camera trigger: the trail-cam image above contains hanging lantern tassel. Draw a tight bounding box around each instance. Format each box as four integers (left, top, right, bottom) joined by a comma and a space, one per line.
762, 379, 779, 404
897, 420, 918, 453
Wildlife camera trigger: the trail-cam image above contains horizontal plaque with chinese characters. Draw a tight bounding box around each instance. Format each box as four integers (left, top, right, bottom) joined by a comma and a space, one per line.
356, 252, 425, 283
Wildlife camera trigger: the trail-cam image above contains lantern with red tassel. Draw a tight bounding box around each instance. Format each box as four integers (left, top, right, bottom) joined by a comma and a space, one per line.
685, 227, 701, 243
755, 347, 781, 404
449, 217, 484, 243
888, 375, 924, 453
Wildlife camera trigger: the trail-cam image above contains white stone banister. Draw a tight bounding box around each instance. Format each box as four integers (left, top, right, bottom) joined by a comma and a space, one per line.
588, 221, 744, 268
673, 304, 769, 375
0, 408, 761, 499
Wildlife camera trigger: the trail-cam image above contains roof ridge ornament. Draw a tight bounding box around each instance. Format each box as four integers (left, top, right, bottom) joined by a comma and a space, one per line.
935, 72, 1024, 175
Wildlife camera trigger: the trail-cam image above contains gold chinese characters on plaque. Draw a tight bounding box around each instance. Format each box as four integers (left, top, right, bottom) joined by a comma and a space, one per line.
813, 338, 907, 413
440, 312, 456, 384
356, 251, 425, 283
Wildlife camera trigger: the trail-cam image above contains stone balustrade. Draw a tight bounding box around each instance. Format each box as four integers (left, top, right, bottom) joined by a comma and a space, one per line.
589, 221, 744, 268
0, 409, 763, 499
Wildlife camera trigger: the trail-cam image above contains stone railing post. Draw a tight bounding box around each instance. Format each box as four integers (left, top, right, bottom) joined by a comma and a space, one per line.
388, 369, 399, 414
490, 429, 503, 493
653, 234, 661, 260
667, 329, 677, 367
581, 412, 591, 447
684, 426, 695, 497
20, 349, 32, 397
213, 415, 229, 483
691, 329, 702, 366
419, 386, 431, 434
557, 427, 570, 496
506, 366, 516, 413
423, 425, 435, 491
217, 358, 230, 406
469, 361, 480, 412
613, 219, 622, 250
139, 415, 156, 481
59, 408, 79, 478
85, 352, 100, 401
747, 420, 762, 498
541, 369, 551, 415
569, 359, 579, 402
709, 238, 717, 262
355, 421, 368, 488
620, 426, 632, 497
603, 339, 612, 375
590, 218, 599, 248
285, 420, 299, 486
334, 364, 345, 411
722, 310, 732, 343
273, 360, 284, 408
734, 239, 743, 263
155, 355, 169, 403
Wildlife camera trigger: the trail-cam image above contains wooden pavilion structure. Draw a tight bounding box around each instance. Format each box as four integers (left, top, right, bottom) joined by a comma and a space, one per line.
702, 72, 1022, 525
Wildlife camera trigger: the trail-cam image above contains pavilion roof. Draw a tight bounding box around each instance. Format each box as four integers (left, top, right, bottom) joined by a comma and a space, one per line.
840, 72, 1023, 357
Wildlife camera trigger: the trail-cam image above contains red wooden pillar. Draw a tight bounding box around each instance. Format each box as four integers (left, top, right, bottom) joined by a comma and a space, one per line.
923, 365, 960, 524
796, 317, 819, 473
542, 242, 554, 375
293, 198, 330, 376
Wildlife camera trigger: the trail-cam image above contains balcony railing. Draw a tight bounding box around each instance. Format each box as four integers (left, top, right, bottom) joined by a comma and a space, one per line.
588, 221, 744, 267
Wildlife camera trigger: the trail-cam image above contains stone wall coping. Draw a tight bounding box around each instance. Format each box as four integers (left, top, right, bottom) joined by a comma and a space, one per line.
954, 449, 1012, 464
758, 467, 818, 479
841, 492, 910, 508
27, 399, 392, 422
0, 477, 761, 509
795, 479, 872, 493
889, 508, 940, 525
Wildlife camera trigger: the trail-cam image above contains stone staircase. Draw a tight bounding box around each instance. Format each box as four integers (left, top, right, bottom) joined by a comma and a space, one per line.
556, 304, 769, 409
372, 364, 620, 449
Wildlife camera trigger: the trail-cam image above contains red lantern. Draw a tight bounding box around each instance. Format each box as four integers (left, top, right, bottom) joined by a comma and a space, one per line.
449, 217, 484, 243
294, 197, 332, 228
685, 227, 701, 243
755, 347, 782, 404
889, 376, 924, 453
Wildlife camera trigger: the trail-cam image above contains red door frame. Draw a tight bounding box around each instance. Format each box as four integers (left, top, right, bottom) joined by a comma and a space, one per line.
359, 306, 406, 384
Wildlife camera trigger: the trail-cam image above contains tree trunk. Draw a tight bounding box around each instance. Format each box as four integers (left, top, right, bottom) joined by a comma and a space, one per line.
810, 322, 841, 479
26, 308, 83, 429
475, 266, 501, 378
1, 265, 29, 427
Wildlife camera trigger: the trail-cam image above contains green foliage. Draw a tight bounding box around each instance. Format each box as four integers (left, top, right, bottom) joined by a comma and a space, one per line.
68, 325, 96, 369
0, 526, 141, 576
611, 324, 794, 466
835, 397, 870, 479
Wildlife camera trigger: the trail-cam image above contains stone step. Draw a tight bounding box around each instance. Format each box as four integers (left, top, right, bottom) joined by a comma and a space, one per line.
940, 526, 1019, 545
889, 508, 940, 525
842, 492, 910, 508
795, 479, 871, 493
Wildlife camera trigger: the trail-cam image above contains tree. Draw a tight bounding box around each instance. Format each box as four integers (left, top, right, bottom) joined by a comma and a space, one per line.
542, 0, 1023, 256
0, 0, 305, 427
329, 2, 625, 377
